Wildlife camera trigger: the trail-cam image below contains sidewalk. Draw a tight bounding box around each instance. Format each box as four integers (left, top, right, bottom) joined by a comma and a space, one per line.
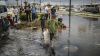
59, 11, 100, 19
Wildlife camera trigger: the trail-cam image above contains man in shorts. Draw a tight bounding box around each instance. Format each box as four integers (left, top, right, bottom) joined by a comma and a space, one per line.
47, 15, 59, 47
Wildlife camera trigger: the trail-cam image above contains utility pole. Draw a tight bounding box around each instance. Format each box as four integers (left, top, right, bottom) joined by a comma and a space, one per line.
40, 0, 41, 13
69, 0, 71, 29
21, 0, 22, 7
60, 0, 61, 6
34, 0, 35, 7
13, 0, 14, 6
91, 0, 93, 7
16, 0, 19, 8
83, 0, 84, 8
68, 0, 71, 56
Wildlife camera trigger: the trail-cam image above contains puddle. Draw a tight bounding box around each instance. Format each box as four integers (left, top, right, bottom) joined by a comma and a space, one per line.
0, 15, 100, 56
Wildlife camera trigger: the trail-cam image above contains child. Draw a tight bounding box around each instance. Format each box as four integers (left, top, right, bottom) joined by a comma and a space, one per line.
1, 16, 14, 32
40, 15, 46, 31
47, 15, 59, 47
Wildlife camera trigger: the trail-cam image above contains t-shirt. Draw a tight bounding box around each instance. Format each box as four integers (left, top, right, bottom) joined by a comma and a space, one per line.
47, 20, 58, 33
51, 8, 56, 15
40, 18, 46, 25
13, 9, 18, 15
8, 18, 14, 26
10, 8, 13, 11
24, 6, 30, 13
45, 7, 50, 14
56, 10, 59, 15
31, 8, 35, 13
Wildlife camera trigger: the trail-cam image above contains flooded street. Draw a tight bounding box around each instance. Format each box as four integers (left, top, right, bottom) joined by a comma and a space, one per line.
0, 15, 100, 56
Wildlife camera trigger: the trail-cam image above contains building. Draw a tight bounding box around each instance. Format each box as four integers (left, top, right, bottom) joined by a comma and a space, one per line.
83, 2, 100, 8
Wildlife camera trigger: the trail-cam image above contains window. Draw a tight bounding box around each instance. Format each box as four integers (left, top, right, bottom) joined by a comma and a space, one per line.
4, 6, 7, 12
0, 5, 7, 13
0, 6, 4, 13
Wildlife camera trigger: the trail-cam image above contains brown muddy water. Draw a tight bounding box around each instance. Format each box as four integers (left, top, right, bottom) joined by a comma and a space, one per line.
0, 15, 100, 56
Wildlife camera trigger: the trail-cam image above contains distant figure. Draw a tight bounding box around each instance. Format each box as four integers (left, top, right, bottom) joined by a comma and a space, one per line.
40, 15, 46, 31
31, 6, 36, 21
10, 6, 13, 11
47, 15, 59, 47
13, 6, 18, 23
24, 4, 31, 22
1, 16, 14, 33
51, 7, 56, 17
45, 4, 51, 20
56, 8, 59, 17
19, 6, 22, 16
55, 8, 59, 21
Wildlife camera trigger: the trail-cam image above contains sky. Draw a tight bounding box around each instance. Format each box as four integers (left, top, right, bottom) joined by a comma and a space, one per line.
2, 0, 100, 5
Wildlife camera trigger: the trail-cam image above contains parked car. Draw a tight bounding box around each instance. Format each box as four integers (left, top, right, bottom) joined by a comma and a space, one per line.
0, 1, 9, 39
59, 7, 66, 11
7, 9, 13, 17
82, 7, 99, 12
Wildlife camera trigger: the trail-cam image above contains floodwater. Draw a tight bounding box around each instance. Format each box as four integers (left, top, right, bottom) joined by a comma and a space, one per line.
0, 15, 100, 56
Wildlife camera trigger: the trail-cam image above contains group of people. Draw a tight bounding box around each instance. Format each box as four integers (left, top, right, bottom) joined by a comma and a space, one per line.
39, 4, 60, 47
24, 4, 36, 22
9, 6, 22, 23
45, 4, 59, 20
3, 4, 59, 47
40, 14, 59, 47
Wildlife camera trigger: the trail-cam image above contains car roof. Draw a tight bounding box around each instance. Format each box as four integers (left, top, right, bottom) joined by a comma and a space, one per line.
0, 1, 6, 5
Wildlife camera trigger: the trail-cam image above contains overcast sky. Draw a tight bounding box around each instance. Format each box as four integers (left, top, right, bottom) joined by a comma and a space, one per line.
2, 0, 100, 5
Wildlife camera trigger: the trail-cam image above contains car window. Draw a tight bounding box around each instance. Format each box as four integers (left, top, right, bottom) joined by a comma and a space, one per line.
62, 8, 65, 9
0, 5, 7, 13
4, 6, 7, 12
0, 6, 4, 13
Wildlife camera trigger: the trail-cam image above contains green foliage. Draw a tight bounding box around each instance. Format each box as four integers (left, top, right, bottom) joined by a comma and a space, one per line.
37, 13, 45, 17
54, 4, 59, 8
92, 10, 98, 14
19, 15, 27, 21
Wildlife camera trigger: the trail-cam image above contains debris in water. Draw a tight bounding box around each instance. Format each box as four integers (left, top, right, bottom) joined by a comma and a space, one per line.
63, 45, 78, 52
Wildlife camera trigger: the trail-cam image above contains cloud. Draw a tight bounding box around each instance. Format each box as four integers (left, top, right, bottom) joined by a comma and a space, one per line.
1, 0, 100, 5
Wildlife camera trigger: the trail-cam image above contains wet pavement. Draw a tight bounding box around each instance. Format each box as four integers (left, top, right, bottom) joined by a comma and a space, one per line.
0, 15, 100, 56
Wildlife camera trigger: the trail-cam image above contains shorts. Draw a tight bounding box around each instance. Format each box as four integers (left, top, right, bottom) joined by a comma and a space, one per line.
50, 33, 54, 40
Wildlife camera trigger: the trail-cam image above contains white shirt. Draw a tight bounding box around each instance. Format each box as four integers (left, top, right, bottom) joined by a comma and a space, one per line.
10, 8, 13, 11
45, 6, 50, 14
13, 8, 18, 15
56, 10, 59, 16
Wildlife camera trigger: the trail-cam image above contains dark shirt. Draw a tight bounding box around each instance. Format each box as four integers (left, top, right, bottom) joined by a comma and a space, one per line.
40, 18, 46, 25
51, 8, 56, 15
8, 18, 14, 26
20, 7, 22, 13
24, 6, 30, 13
